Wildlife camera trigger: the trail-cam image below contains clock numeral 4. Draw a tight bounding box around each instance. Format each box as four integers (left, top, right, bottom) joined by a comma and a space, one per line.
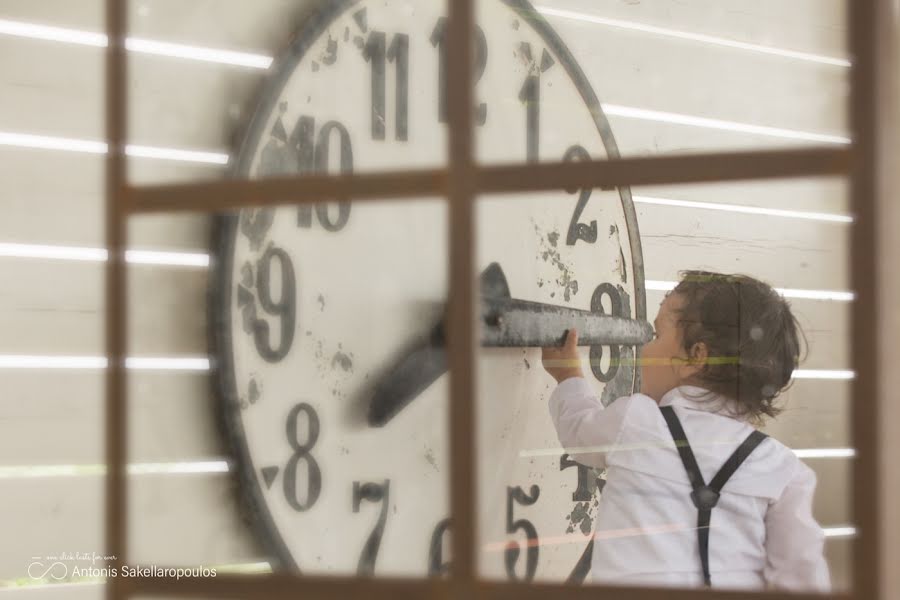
430, 18, 488, 126
283, 403, 322, 511
252, 246, 296, 362
504, 484, 540, 581
427, 518, 452, 577
364, 31, 409, 141
560, 453, 604, 501
562, 145, 599, 246
352, 479, 391, 575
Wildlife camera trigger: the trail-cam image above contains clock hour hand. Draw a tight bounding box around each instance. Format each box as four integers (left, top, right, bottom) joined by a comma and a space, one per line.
367, 263, 653, 427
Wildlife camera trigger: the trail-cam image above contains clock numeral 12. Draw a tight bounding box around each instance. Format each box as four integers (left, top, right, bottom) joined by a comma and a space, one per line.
504, 484, 540, 581
364, 32, 408, 141
560, 453, 604, 501
290, 115, 353, 232
352, 479, 391, 575
253, 246, 296, 362
284, 403, 322, 511
430, 18, 488, 126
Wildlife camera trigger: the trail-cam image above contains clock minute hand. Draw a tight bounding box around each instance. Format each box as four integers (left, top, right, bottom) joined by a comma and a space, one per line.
368, 263, 653, 427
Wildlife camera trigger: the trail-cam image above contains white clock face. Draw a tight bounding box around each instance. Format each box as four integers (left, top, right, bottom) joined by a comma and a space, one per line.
212, 0, 645, 582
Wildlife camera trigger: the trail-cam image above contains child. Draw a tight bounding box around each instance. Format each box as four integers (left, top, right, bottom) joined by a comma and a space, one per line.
541, 271, 830, 591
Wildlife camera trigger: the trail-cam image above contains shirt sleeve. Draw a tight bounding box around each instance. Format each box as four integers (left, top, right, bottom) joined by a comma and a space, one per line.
763, 461, 832, 592
547, 376, 633, 470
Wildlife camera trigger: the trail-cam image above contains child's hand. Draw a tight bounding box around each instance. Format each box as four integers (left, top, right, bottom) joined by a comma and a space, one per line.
541, 328, 584, 383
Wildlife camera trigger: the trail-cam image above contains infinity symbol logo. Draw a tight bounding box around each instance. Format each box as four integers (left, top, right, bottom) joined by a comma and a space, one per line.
28, 561, 68, 580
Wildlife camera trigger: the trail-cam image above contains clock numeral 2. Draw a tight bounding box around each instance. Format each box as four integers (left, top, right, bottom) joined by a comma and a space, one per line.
290, 115, 353, 232
364, 32, 408, 141
353, 479, 390, 575
430, 18, 488, 126
590, 283, 624, 382
284, 403, 322, 511
504, 484, 540, 581
253, 246, 296, 362
562, 145, 599, 246
560, 453, 604, 501
427, 518, 452, 577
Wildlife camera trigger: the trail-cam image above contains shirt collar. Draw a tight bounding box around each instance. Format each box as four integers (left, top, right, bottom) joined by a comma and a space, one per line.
658, 385, 749, 422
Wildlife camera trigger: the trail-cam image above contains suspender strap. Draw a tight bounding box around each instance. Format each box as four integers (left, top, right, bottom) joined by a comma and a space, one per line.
659, 405, 768, 587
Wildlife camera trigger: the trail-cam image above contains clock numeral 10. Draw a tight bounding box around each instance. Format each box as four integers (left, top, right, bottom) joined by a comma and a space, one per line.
353, 479, 391, 575
430, 18, 488, 126
504, 484, 540, 581
290, 115, 353, 232
253, 246, 296, 362
364, 32, 409, 141
284, 403, 322, 511
560, 453, 603, 501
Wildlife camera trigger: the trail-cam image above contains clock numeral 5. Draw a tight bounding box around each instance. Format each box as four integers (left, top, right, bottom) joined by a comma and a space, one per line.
562, 145, 599, 246
430, 18, 488, 126
284, 403, 322, 511
427, 518, 452, 577
560, 453, 604, 502
504, 484, 540, 581
252, 246, 296, 362
290, 115, 353, 232
364, 32, 409, 141
352, 479, 391, 575
590, 283, 624, 382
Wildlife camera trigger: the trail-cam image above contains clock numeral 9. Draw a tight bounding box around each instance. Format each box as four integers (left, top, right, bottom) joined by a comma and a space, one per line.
590, 283, 624, 382
253, 246, 296, 362
364, 32, 408, 141
353, 479, 391, 575
562, 145, 599, 246
291, 116, 353, 232
284, 403, 322, 512
430, 18, 488, 126
427, 518, 452, 577
504, 484, 540, 581
560, 453, 603, 502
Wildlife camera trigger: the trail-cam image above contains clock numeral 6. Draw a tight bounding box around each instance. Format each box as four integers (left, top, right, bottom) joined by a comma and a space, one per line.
562, 144, 599, 246
590, 283, 624, 383
504, 484, 540, 581
352, 479, 391, 575
427, 518, 452, 577
283, 403, 322, 512
253, 246, 296, 363
560, 453, 604, 502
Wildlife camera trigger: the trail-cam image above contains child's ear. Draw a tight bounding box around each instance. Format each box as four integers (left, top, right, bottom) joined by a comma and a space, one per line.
685, 341, 709, 376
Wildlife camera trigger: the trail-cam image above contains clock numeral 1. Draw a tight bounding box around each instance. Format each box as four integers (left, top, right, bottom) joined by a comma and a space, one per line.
284, 403, 322, 512
364, 31, 409, 141
562, 145, 599, 246
590, 283, 624, 382
253, 246, 296, 362
430, 18, 488, 126
290, 116, 353, 232
352, 479, 391, 575
427, 518, 452, 577
518, 46, 556, 162
504, 484, 540, 581
560, 453, 604, 502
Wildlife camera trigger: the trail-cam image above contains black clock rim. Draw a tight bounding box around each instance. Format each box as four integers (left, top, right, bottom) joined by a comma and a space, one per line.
209, 0, 647, 575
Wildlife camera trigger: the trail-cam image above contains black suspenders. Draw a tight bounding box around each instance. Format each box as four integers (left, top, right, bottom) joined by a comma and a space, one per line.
659, 405, 768, 587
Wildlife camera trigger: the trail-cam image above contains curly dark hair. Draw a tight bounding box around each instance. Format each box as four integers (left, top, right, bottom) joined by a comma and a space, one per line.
671, 270, 806, 422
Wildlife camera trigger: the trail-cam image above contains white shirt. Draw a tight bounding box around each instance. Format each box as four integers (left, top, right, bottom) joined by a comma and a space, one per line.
549, 377, 831, 592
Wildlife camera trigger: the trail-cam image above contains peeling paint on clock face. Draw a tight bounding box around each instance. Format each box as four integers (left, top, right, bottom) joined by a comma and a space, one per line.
212, 0, 644, 582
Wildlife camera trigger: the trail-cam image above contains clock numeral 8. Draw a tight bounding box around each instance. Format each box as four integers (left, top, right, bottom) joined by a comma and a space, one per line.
253, 246, 296, 362
283, 403, 321, 512
352, 479, 391, 575
504, 484, 540, 581
590, 283, 623, 382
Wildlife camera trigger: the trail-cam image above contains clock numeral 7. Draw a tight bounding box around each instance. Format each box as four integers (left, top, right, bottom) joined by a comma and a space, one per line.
504, 484, 540, 581
364, 32, 408, 141
353, 479, 391, 575
252, 246, 296, 362
284, 403, 322, 511
560, 453, 604, 501
290, 115, 353, 232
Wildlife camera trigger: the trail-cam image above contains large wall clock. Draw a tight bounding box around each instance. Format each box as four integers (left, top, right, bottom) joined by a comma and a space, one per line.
210, 0, 646, 582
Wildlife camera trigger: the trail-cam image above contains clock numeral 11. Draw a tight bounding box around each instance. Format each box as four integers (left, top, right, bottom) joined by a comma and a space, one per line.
364, 32, 409, 141
504, 484, 541, 581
